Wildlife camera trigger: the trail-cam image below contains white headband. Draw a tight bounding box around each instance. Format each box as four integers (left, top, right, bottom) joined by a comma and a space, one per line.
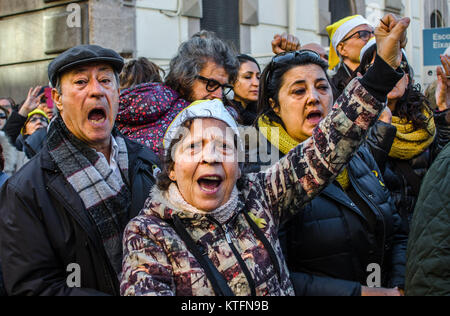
332, 16, 371, 51
163, 99, 240, 152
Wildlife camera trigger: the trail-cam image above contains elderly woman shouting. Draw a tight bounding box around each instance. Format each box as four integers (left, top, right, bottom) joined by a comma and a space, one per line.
120, 15, 410, 296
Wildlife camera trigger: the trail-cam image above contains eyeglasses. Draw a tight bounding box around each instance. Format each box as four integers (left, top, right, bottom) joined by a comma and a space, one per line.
195, 75, 234, 96
28, 116, 48, 124
342, 30, 374, 43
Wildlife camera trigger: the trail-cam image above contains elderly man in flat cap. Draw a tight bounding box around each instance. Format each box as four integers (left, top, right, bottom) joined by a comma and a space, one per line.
0, 45, 160, 296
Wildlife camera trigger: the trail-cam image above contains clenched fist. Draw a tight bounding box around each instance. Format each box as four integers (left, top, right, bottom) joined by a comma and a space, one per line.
375, 14, 410, 70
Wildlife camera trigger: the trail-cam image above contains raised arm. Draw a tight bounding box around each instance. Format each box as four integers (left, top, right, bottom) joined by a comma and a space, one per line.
248, 15, 410, 226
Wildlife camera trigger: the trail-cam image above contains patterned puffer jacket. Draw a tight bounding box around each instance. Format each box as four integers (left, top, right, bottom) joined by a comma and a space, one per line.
120, 79, 386, 296
117, 83, 190, 154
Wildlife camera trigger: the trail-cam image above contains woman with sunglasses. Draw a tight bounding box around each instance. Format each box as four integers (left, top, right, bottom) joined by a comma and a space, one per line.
327, 15, 374, 100
245, 18, 413, 296
117, 31, 238, 154
357, 41, 450, 230
120, 15, 410, 296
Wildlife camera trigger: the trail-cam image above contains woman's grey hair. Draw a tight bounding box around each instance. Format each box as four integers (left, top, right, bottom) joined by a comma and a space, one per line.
165, 31, 239, 102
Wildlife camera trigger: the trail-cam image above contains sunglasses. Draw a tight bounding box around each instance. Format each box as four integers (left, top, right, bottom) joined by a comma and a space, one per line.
342, 30, 374, 42
28, 116, 48, 124
266, 50, 323, 85
195, 75, 234, 97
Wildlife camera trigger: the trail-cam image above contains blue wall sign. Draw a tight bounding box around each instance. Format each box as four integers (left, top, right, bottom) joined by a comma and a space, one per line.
423, 28, 450, 66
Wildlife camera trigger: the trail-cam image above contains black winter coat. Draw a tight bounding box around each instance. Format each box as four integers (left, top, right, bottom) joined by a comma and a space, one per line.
281, 146, 407, 296
367, 109, 450, 228
245, 134, 407, 296
0, 137, 160, 296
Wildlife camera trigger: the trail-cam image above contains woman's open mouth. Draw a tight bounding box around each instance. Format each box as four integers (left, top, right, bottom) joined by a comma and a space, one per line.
88, 108, 107, 125
197, 175, 223, 194
306, 110, 323, 125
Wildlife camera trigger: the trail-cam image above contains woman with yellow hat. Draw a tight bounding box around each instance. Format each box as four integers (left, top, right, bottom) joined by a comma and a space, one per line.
16, 108, 50, 159
327, 15, 374, 99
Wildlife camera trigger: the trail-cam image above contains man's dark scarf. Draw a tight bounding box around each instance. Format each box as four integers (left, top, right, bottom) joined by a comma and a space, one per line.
47, 115, 131, 276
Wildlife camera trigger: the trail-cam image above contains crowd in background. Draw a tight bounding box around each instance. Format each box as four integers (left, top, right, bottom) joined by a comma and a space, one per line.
0, 13, 449, 297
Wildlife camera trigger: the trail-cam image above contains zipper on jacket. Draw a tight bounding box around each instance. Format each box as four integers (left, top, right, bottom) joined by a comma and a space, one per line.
348, 172, 387, 265
207, 215, 257, 296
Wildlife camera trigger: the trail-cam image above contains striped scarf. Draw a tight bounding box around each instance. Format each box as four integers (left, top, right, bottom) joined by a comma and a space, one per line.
47, 116, 131, 276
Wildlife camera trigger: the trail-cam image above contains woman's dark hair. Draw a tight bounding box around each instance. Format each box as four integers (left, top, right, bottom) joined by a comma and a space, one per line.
358, 45, 431, 131
120, 57, 165, 90
257, 50, 330, 129
165, 31, 239, 101
0, 97, 16, 111
237, 54, 261, 72
0, 142, 4, 172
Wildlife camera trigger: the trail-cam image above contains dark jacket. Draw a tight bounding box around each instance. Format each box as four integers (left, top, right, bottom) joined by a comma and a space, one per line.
228, 99, 258, 126
367, 109, 450, 228
3, 111, 47, 159
0, 171, 8, 188
0, 136, 160, 296
281, 146, 407, 296
331, 63, 355, 100
405, 142, 450, 296
16, 128, 47, 159
3, 111, 26, 148
247, 134, 407, 296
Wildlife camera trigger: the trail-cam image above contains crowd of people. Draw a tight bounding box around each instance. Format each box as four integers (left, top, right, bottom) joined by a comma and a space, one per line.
0, 13, 448, 297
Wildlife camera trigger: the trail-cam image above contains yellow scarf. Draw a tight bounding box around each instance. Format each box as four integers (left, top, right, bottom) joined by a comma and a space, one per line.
258, 116, 351, 190
389, 110, 436, 160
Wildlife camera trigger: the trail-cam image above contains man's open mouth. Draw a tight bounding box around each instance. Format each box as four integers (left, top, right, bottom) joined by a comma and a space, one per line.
88, 108, 107, 124
197, 175, 223, 193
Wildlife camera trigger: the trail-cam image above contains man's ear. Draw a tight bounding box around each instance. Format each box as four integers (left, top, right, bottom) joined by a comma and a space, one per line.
269, 98, 280, 115
337, 43, 347, 58
51, 88, 63, 113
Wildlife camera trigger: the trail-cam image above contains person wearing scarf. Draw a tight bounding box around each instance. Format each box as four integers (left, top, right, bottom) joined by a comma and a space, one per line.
250, 42, 408, 295
358, 40, 450, 229
120, 14, 411, 297
327, 15, 374, 99
0, 45, 160, 296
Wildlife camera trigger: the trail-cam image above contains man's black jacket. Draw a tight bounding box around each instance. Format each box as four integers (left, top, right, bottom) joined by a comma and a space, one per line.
0, 136, 160, 296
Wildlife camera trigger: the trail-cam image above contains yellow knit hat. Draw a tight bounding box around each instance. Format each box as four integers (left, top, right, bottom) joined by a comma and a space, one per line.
326, 15, 371, 70
21, 109, 50, 135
